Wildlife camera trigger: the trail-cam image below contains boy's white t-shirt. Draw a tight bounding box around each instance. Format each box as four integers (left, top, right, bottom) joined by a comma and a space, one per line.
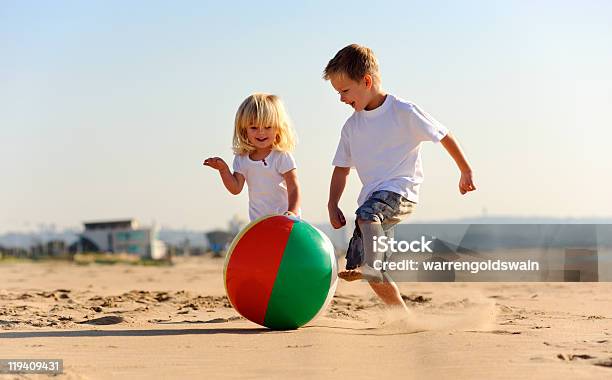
233, 150, 297, 221
332, 94, 448, 206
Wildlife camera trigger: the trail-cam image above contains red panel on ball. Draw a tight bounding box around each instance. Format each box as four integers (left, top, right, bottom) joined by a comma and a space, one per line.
225, 216, 295, 325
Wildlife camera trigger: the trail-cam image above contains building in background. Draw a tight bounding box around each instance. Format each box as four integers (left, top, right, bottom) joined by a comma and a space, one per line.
205, 230, 234, 257
76, 219, 166, 260
205, 215, 247, 257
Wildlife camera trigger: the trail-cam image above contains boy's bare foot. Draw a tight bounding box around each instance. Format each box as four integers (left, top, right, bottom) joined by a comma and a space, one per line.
338, 270, 363, 282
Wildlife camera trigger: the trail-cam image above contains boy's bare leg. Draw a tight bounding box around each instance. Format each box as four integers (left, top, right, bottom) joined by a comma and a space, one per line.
338, 220, 386, 281
338, 272, 407, 309
338, 220, 407, 309
369, 275, 408, 310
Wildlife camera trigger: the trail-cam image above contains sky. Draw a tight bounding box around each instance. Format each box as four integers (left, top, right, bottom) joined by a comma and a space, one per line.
1, 0, 612, 233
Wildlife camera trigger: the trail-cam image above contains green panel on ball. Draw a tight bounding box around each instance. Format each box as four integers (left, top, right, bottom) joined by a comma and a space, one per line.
263, 220, 334, 329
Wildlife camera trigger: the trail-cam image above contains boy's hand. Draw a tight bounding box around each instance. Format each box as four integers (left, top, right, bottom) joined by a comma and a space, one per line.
459, 171, 476, 194
203, 157, 229, 172
328, 204, 346, 229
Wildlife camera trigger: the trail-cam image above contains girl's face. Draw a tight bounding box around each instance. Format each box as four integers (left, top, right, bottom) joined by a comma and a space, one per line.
246, 124, 277, 150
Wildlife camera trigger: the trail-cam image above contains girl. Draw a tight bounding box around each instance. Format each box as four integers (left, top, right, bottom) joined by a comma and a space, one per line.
203, 93, 301, 221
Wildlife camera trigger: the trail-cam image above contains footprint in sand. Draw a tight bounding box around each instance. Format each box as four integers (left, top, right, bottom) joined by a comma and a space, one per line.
556, 353, 612, 368
484, 330, 521, 335
202, 317, 242, 323
594, 358, 612, 368
400, 294, 432, 304
150, 316, 242, 324
556, 353, 596, 361
78, 316, 124, 325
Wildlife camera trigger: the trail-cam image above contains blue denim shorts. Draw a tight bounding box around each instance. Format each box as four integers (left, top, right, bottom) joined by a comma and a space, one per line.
345, 190, 415, 270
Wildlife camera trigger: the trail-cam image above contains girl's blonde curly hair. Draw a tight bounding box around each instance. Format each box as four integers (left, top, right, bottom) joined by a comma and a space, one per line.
233, 93, 296, 155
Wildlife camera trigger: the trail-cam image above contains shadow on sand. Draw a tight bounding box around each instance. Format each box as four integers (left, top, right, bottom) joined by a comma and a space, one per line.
0, 327, 273, 339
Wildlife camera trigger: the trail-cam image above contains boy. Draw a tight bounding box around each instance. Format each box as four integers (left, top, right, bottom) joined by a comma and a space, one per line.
324, 44, 476, 309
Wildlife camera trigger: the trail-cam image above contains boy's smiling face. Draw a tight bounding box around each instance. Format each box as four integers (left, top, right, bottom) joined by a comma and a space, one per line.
329, 73, 373, 112
246, 124, 277, 150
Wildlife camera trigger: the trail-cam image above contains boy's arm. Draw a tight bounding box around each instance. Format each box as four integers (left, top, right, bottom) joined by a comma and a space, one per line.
328, 166, 350, 229
282, 169, 301, 216
203, 157, 245, 195
440, 133, 476, 195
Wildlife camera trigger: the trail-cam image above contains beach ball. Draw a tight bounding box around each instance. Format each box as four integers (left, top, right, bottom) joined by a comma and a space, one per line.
224, 215, 338, 330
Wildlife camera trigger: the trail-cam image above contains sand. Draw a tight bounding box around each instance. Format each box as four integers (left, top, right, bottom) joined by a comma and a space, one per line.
1, 256, 611, 379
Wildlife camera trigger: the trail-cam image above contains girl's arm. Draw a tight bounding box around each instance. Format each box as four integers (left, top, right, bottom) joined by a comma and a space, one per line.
203, 157, 245, 195
282, 169, 301, 216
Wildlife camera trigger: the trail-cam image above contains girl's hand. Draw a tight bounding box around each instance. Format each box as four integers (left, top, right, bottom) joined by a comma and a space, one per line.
459, 170, 476, 194
203, 157, 245, 195
203, 157, 229, 172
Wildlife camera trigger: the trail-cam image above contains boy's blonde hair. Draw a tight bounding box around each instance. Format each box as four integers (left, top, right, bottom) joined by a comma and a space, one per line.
233, 93, 296, 155
323, 44, 381, 86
